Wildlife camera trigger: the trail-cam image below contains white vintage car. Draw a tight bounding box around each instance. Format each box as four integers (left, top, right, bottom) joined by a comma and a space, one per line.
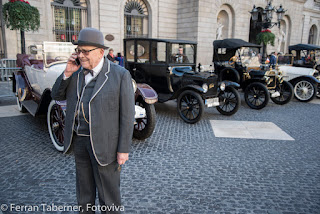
14, 42, 157, 152
277, 54, 320, 102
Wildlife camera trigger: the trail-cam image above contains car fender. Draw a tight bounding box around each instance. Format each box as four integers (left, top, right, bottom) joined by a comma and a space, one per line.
37, 89, 54, 115
220, 80, 240, 88
241, 79, 266, 90
136, 83, 158, 104
289, 75, 320, 85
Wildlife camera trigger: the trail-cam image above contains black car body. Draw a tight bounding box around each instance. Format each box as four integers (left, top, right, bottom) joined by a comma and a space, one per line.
124, 38, 241, 123
213, 38, 293, 109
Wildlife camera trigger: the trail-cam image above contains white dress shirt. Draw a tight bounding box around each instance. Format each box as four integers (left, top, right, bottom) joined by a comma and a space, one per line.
84, 57, 104, 85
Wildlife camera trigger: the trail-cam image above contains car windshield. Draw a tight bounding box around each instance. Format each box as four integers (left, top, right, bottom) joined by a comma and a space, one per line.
239, 47, 261, 67
43, 42, 76, 66
170, 43, 194, 64
291, 49, 320, 66
277, 55, 293, 65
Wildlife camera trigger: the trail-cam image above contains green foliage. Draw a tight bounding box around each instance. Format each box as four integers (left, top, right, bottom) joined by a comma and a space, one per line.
256, 31, 275, 46
2, 0, 40, 31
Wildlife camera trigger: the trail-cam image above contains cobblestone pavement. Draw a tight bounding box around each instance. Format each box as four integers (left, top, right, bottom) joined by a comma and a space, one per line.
0, 81, 319, 214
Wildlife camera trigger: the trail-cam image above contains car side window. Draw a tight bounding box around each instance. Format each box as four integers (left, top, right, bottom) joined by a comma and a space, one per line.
137, 41, 150, 63
151, 42, 166, 64
126, 41, 135, 62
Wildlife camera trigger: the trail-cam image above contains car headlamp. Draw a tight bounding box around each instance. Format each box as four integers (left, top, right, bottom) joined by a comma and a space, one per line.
132, 79, 137, 93
202, 83, 208, 93
220, 82, 226, 91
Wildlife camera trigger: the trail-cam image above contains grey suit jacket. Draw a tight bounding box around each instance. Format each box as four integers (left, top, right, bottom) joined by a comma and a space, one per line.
51, 58, 135, 166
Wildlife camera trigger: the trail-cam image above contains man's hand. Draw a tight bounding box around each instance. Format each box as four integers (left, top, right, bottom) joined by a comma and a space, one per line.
64, 53, 81, 78
117, 153, 129, 165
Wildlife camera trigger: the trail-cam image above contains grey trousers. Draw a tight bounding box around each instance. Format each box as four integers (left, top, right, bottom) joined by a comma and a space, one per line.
72, 135, 121, 214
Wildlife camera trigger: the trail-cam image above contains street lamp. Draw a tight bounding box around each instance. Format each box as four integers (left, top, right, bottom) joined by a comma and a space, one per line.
249, 1, 286, 65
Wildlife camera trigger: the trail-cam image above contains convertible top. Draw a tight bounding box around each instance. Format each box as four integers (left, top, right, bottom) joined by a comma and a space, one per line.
289, 44, 320, 51
213, 39, 261, 50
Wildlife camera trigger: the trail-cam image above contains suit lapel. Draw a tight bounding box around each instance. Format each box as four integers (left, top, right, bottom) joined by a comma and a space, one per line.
77, 68, 84, 99
90, 58, 110, 102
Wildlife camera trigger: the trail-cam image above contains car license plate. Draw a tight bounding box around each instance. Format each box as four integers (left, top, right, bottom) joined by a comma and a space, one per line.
205, 98, 219, 107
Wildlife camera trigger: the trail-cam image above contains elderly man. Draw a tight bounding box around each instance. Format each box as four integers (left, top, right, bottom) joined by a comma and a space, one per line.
51, 27, 135, 213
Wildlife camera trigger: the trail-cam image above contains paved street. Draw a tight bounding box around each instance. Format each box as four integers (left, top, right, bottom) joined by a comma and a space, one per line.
0, 81, 319, 214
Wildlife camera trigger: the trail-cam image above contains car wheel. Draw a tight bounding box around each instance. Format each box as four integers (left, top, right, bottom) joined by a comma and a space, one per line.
47, 100, 65, 151
216, 86, 240, 116
133, 99, 156, 140
244, 82, 270, 110
177, 90, 204, 124
293, 79, 317, 102
271, 80, 293, 105
16, 84, 27, 113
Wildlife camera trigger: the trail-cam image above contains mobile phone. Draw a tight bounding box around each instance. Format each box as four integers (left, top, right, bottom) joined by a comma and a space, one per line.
75, 57, 80, 66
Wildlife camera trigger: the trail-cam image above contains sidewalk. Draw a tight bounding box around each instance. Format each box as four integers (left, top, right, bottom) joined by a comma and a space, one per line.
0, 81, 17, 107
0, 81, 14, 98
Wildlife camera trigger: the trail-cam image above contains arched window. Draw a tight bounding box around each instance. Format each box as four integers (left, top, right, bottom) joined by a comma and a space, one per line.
124, 0, 149, 38
216, 11, 229, 40
51, 0, 87, 42
308, 25, 317, 45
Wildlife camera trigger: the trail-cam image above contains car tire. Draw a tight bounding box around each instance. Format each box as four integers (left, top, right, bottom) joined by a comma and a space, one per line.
293, 79, 317, 102
271, 80, 293, 105
47, 100, 65, 152
244, 82, 270, 110
133, 99, 156, 140
177, 90, 204, 124
216, 86, 240, 116
16, 85, 27, 113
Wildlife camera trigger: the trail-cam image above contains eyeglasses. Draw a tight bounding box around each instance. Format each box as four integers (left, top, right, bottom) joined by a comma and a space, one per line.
75, 47, 99, 55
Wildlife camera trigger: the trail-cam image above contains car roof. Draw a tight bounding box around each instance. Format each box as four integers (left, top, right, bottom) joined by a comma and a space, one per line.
213, 38, 261, 49
124, 38, 197, 44
289, 43, 320, 51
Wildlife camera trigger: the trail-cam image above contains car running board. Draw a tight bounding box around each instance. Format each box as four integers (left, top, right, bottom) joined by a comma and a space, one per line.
157, 93, 174, 103
21, 100, 38, 116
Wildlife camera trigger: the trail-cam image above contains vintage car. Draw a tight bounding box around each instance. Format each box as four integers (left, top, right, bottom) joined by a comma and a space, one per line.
124, 38, 241, 124
13, 42, 158, 151
213, 38, 293, 110
288, 43, 320, 71
277, 53, 320, 102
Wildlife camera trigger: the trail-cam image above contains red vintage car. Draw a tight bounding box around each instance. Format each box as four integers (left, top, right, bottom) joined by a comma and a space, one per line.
13, 42, 157, 151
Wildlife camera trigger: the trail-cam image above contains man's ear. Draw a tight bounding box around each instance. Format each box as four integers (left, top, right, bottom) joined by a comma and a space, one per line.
100, 48, 105, 57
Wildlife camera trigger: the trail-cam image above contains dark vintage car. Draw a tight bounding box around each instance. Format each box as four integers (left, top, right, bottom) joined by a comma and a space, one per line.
124, 38, 241, 124
213, 38, 293, 109
288, 43, 320, 71
13, 42, 157, 151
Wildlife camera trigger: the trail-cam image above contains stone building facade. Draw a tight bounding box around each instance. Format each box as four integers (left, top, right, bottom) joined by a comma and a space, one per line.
1, 0, 319, 65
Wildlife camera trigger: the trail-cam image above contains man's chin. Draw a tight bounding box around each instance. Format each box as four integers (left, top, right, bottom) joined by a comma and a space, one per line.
81, 62, 91, 69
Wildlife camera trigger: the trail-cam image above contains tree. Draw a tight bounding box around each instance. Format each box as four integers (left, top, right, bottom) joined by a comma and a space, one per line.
2, 0, 40, 54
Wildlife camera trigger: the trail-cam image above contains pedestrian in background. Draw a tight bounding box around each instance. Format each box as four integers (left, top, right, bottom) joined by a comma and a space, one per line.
107, 48, 116, 62
270, 52, 277, 69
115, 52, 124, 67
51, 27, 135, 213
